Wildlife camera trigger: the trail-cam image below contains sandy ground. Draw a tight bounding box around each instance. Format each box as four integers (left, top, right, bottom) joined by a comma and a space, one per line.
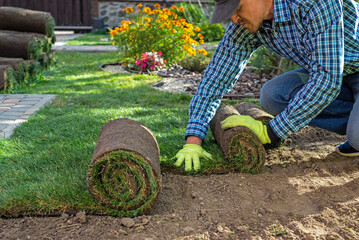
1, 126, 359, 240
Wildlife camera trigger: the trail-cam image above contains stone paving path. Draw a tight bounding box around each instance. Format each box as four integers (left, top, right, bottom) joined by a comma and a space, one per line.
0, 94, 57, 139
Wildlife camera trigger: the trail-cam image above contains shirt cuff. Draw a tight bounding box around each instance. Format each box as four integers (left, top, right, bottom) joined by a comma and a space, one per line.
268, 112, 296, 140
185, 118, 208, 141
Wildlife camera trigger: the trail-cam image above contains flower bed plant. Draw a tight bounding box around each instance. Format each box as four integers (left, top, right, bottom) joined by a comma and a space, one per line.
109, 4, 207, 72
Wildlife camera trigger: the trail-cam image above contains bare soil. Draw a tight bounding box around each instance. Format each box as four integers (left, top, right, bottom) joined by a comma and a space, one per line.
1, 69, 358, 240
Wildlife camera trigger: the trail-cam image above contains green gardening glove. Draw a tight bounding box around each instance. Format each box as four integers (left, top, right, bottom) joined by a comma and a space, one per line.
174, 144, 213, 172
220, 115, 271, 144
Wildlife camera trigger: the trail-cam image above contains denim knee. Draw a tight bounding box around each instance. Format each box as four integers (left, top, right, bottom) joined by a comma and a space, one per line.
260, 81, 284, 116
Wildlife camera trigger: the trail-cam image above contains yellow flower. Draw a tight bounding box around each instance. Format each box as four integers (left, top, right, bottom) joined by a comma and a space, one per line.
154, 4, 161, 9
198, 33, 204, 39
171, 5, 178, 10
194, 27, 201, 32
199, 39, 204, 44
137, 4, 143, 8
143, 7, 151, 14
179, 7, 185, 12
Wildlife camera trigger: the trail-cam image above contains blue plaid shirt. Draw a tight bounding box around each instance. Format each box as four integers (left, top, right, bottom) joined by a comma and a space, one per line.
185, 0, 359, 140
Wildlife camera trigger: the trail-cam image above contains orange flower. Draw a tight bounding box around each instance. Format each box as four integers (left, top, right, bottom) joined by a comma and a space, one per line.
199, 39, 204, 44
143, 7, 151, 14
179, 7, 185, 12
154, 4, 161, 9
194, 27, 201, 32
137, 4, 142, 8
198, 49, 208, 55
110, 29, 117, 37
171, 5, 178, 10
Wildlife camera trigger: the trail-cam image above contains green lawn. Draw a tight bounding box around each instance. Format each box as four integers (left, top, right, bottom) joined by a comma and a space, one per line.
65, 31, 112, 46
0, 51, 248, 217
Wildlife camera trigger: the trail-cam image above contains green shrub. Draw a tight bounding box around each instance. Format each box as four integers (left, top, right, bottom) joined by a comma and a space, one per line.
179, 52, 213, 72
110, 5, 207, 65
174, 3, 225, 42
198, 22, 225, 41
249, 46, 299, 75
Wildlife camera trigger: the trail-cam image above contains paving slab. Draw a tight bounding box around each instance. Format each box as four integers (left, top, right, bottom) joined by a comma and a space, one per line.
0, 94, 57, 139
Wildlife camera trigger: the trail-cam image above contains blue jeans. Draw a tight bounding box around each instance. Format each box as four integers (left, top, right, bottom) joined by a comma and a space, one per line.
260, 68, 359, 151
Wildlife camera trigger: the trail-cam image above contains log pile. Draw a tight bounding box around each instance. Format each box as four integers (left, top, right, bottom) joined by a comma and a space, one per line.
0, 7, 56, 90
87, 118, 162, 217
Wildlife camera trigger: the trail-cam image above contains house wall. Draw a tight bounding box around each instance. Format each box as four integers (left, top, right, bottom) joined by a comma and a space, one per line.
98, 1, 212, 28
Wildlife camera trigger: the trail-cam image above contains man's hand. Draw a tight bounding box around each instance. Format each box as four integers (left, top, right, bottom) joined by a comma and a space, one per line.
220, 115, 271, 144
174, 144, 212, 172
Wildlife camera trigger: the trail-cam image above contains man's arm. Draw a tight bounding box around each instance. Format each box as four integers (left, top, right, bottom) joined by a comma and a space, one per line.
185, 22, 262, 142
175, 23, 262, 171
269, 0, 345, 139
186, 136, 202, 145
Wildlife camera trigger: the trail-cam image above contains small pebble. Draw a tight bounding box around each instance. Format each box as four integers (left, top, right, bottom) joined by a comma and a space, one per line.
118, 229, 128, 235
75, 211, 87, 224
142, 217, 150, 225
183, 227, 195, 233
121, 218, 135, 228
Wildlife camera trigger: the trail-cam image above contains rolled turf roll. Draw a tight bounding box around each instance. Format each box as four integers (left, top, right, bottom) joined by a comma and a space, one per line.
0, 30, 50, 60
0, 7, 55, 40
210, 104, 266, 173
235, 102, 274, 123
87, 118, 162, 216
0, 65, 16, 90
0, 58, 40, 86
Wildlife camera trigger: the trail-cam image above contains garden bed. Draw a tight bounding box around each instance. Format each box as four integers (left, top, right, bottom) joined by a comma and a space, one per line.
101, 62, 274, 98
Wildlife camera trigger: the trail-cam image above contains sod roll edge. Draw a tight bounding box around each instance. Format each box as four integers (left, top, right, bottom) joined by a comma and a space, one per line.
210, 104, 266, 173
87, 118, 162, 217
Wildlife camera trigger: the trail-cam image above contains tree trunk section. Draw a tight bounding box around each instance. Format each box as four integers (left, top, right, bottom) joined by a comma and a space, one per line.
87, 118, 162, 217
210, 104, 266, 173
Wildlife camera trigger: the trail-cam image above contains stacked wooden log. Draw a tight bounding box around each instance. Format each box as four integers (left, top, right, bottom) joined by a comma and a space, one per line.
0, 6, 56, 90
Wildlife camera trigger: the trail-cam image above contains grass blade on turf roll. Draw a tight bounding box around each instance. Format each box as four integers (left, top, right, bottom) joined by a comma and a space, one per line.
210, 104, 266, 173
87, 118, 162, 217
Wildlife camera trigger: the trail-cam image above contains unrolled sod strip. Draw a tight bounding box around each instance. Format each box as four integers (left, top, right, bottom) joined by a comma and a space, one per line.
235, 102, 274, 123
0, 7, 55, 40
87, 118, 162, 217
210, 104, 266, 173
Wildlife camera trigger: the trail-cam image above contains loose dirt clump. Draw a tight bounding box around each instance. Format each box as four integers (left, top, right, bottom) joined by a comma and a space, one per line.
1, 69, 358, 239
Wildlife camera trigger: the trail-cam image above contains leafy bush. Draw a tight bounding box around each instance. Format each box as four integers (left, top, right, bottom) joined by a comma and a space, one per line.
174, 3, 225, 42
179, 52, 213, 72
249, 46, 299, 75
109, 4, 207, 65
198, 22, 225, 42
